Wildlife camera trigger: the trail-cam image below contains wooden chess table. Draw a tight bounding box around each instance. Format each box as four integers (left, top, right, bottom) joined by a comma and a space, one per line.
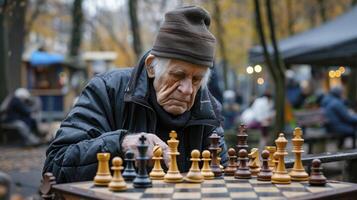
41, 173, 357, 200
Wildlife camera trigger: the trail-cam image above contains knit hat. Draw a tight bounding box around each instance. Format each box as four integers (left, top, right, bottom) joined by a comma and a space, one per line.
151, 6, 216, 67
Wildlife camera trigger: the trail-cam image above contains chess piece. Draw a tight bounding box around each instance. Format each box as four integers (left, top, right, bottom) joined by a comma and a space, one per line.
164, 131, 184, 183
248, 148, 261, 177
149, 145, 166, 180
236, 124, 249, 152
224, 148, 237, 176
273, 152, 279, 173
209, 132, 223, 178
108, 157, 127, 191
271, 133, 291, 184
201, 150, 214, 180
234, 149, 251, 179
257, 150, 273, 181
94, 153, 112, 186
122, 150, 137, 181
289, 127, 309, 181
265, 146, 276, 171
133, 135, 152, 188
185, 150, 204, 183
218, 148, 224, 170
309, 159, 327, 186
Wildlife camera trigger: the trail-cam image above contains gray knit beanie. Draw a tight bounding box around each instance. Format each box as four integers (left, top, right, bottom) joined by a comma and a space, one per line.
151, 6, 216, 67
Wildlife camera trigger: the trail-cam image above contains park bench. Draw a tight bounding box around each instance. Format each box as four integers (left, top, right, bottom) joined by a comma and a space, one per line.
293, 108, 356, 154
286, 148, 357, 182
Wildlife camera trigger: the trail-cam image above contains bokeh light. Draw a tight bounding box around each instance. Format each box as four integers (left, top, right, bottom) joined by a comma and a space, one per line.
254, 65, 262, 73
246, 66, 254, 74
257, 77, 264, 85
329, 70, 336, 78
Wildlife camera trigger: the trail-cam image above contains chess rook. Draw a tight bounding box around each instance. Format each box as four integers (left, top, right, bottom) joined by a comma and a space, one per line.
289, 127, 309, 181
122, 150, 137, 181
164, 131, 183, 183
271, 133, 291, 184
108, 157, 127, 191
94, 153, 112, 186
133, 135, 152, 188
209, 132, 223, 178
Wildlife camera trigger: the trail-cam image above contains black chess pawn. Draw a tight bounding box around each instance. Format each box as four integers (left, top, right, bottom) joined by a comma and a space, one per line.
257, 150, 273, 181
224, 148, 237, 176
122, 150, 137, 181
309, 159, 327, 186
234, 149, 251, 179
133, 135, 152, 188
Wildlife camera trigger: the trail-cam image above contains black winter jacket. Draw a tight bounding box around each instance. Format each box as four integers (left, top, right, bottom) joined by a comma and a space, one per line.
43, 53, 228, 183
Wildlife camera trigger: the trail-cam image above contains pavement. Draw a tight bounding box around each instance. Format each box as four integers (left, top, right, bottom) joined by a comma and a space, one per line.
0, 145, 47, 199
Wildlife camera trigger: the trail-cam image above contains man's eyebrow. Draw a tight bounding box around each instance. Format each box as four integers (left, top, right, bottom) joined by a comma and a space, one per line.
169, 69, 186, 74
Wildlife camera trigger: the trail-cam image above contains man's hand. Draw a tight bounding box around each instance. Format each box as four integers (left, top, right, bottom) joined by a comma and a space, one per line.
121, 133, 170, 168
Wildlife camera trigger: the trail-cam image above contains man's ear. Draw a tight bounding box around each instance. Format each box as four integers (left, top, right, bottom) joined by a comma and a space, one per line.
145, 54, 155, 78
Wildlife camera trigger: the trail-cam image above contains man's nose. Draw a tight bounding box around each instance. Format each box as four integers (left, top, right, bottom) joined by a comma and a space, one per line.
178, 79, 193, 95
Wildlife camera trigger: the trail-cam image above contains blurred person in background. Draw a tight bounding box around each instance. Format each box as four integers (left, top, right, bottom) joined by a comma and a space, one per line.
222, 90, 240, 129
321, 86, 357, 147
0, 88, 42, 146
240, 92, 275, 148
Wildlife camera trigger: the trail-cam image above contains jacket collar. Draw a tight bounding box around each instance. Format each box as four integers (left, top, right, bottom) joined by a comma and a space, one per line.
124, 51, 221, 128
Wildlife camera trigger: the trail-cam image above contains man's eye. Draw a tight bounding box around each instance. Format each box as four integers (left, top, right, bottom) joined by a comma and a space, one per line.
171, 73, 185, 79
193, 77, 202, 85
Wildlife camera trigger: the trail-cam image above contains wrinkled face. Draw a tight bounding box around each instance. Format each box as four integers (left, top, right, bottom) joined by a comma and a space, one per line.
147, 57, 208, 115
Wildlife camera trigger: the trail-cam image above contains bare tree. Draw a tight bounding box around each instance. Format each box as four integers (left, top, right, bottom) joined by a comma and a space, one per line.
25, 0, 46, 34
265, 0, 286, 133
254, 0, 285, 134
1, 0, 28, 93
128, 0, 142, 60
0, 1, 9, 102
69, 0, 83, 57
95, 12, 133, 66
212, 0, 228, 90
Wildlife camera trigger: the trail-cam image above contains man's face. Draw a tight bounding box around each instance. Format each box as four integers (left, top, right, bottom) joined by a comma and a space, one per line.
152, 59, 208, 115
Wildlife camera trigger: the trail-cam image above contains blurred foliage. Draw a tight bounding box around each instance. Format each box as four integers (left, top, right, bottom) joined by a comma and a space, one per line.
23, 0, 355, 69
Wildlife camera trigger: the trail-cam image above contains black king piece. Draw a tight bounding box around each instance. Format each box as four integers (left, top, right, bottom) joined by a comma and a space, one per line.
133, 135, 152, 188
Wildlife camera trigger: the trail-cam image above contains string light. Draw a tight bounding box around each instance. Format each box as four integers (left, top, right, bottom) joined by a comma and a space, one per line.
329, 70, 336, 78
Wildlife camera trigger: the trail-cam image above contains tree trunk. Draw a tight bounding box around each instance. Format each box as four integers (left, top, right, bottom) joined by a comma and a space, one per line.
266, 0, 286, 134
7, 0, 27, 92
69, 0, 83, 57
212, 0, 228, 90
0, 4, 9, 102
317, 0, 327, 22
128, 0, 142, 60
286, 0, 294, 35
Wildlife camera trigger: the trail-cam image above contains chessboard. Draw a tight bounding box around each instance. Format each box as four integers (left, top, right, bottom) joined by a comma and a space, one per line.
51, 176, 357, 200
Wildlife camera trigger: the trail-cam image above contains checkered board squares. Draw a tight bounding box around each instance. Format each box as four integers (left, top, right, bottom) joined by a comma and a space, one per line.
65, 176, 357, 200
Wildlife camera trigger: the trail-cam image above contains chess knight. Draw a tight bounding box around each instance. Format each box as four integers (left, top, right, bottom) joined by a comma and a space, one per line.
43, 6, 228, 183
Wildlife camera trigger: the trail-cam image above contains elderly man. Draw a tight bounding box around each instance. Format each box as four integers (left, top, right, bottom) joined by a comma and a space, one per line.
43, 6, 227, 183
